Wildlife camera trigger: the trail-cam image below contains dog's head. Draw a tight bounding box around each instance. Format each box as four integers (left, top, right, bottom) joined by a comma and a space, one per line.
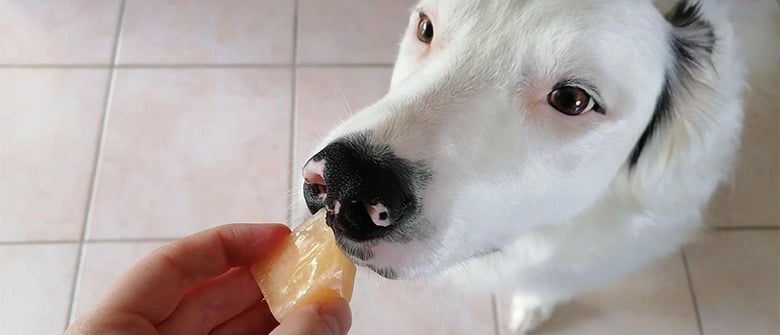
299, 0, 724, 279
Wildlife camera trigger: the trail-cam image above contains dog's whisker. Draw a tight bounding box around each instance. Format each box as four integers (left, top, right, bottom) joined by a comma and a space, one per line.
335, 83, 354, 117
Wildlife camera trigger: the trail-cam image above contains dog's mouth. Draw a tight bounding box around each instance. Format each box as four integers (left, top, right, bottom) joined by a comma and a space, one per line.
333, 235, 374, 262
338, 227, 506, 280
365, 264, 398, 279
332, 236, 401, 279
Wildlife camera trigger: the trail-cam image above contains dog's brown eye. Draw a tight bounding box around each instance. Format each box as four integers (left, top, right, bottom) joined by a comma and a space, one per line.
417, 13, 434, 44
547, 86, 598, 116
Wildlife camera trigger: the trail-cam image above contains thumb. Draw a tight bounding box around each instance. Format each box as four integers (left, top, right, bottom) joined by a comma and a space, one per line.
270, 298, 352, 335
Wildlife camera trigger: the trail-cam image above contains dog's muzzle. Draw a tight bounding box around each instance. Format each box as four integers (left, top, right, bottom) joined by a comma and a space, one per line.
302, 134, 425, 242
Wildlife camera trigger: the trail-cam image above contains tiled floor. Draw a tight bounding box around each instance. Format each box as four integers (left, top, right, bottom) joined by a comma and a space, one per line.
0, 1, 777, 334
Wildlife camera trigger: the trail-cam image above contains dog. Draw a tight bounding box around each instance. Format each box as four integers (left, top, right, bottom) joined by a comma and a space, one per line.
294, 0, 744, 332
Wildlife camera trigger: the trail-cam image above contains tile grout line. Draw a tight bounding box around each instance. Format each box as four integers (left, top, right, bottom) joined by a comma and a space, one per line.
0, 238, 177, 245
82, 238, 177, 244
0, 64, 112, 68
712, 225, 779, 231
0, 240, 80, 245
681, 249, 705, 335
5, 226, 777, 246
63, 0, 126, 329
6, 227, 776, 247
286, 0, 300, 224
0, 63, 394, 69
491, 293, 501, 335
297, 63, 396, 68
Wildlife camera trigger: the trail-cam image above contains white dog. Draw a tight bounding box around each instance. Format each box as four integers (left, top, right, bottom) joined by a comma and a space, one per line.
295, 0, 744, 332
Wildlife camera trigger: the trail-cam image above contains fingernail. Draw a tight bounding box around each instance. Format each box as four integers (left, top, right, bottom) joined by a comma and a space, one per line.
318, 298, 351, 335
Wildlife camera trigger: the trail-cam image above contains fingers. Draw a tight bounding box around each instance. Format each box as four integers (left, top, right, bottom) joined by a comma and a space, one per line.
65, 310, 157, 335
156, 267, 262, 335
210, 300, 278, 335
99, 223, 290, 323
270, 298, 352, 335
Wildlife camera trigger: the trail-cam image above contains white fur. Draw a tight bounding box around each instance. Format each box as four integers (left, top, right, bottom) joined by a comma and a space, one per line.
294, 0, 747, 332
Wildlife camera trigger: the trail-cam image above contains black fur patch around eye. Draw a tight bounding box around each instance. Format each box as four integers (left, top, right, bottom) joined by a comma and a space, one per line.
627, 0, 716, 168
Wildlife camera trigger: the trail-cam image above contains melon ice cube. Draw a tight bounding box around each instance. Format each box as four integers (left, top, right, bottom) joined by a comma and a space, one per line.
250, 209, 356, 321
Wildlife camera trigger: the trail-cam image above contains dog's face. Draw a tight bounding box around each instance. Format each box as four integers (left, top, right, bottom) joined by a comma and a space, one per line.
301, 0, 698, 279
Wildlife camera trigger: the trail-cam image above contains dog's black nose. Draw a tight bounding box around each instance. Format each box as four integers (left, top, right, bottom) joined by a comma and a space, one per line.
302, 136, 422, 242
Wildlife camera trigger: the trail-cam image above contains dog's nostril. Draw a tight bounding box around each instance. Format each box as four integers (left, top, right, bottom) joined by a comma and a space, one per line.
365, 203, 391, 227
303, 159, 327, 199
304, 172, 325, 187
315, 184, 326, 199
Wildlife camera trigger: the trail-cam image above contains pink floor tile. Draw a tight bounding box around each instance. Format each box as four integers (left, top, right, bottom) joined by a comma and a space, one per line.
0, 0, 121, 64
685, 230, 780, 335
119, 0, 294, 64
69, 241, 167, 323
349, 271, 496, 334
496, 253, 699, 335
297, 0, 417, 64
0, 243, 78, 334
0, 69, 109, 242
88, 68, 292, 239
293, 67, 393, 169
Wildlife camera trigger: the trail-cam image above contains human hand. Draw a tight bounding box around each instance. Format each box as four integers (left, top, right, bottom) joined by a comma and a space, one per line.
64, 224, 352, 335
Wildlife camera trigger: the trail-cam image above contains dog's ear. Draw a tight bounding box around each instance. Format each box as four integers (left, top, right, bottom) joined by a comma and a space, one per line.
627, 0, 717, 169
